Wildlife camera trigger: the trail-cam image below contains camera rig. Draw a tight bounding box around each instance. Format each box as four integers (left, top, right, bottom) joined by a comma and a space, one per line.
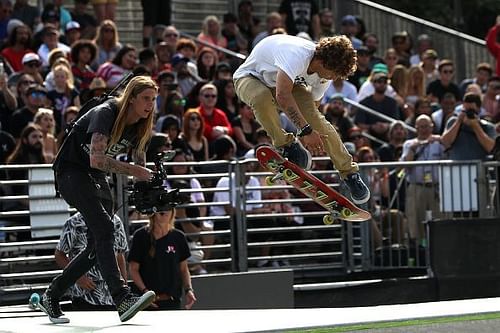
128, 150, 187, 214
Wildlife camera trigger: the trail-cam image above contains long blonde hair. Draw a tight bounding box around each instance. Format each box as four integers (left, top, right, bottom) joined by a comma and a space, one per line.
94, 20, 119, 47
408, 65, 425, 97
147, 208, 175, 257
109, 76, 158, 154
53, 64, 75, 90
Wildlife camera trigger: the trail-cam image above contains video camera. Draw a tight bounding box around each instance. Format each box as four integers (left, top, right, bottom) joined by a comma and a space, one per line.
128, 150, 187, 214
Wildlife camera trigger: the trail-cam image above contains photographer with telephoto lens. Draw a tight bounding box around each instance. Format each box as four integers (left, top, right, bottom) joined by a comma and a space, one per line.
441, 92, 496, 161
40, 76, 159, 324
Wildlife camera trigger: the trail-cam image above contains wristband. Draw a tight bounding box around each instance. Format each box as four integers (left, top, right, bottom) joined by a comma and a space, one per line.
297, 124, 313, 137
184, 287, 194, 294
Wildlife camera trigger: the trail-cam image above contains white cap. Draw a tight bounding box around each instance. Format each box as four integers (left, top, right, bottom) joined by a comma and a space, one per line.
65, 21, 81, 32
7, 19, 24, 36
22, 53, 41, 64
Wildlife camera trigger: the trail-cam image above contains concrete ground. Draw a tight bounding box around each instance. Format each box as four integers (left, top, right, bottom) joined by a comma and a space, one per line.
1, 297, 500, 332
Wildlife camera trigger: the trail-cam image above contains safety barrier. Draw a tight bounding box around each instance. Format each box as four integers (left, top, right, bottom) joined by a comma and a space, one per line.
0, 158, 498, 304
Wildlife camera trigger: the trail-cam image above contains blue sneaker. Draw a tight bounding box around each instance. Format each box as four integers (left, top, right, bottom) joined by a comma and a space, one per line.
282, 140, 312, 170
344, 172, 370, 205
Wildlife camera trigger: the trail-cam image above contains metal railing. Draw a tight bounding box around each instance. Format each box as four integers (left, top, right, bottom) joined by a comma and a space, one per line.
332, 0, 491, 81
1, 158, 498, 303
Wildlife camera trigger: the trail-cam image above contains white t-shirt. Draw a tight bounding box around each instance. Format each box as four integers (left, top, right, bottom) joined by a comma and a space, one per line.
209, 176, 262, 217
233, 34, 330, 101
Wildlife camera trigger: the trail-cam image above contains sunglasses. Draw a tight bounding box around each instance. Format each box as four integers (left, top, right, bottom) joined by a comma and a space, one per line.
173, 98, 186, 106
25, 62, 40, 68
102, 28, 114, 32
442, 70, 454, 74
350, 135, 363, 140
20, 80, 36, 85
203, 94, 217, 98
374, 78, 388, 84
30, 91, 46, 98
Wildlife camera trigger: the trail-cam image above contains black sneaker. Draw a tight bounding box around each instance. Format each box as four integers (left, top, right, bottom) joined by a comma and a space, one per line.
38, 291, 70, 324
282, 140, 312, 170
118, 290, 156, 322
344, 172, 370, 205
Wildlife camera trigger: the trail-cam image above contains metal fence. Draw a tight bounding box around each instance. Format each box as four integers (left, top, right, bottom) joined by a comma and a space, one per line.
1, 158, 498, 303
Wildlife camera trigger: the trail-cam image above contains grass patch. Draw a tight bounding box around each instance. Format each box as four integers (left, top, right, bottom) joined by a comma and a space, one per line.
285, 311, 500, 332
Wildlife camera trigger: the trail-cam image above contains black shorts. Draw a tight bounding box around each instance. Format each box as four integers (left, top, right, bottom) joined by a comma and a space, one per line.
141, 0, 172, 26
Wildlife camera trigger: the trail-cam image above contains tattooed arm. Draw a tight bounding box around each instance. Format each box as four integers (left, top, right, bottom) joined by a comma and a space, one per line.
89, 132, 153, 181
275, 69, 308, 130
275, 69, 324, 152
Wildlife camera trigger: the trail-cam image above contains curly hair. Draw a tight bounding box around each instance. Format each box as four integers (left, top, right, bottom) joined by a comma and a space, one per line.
315, 35, 357, 79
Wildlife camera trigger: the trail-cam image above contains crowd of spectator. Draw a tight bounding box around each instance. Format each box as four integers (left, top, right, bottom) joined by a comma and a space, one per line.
0, 0, 500, 273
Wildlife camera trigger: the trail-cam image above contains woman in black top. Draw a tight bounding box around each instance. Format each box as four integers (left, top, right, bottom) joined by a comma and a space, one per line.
128, 208, 197, 310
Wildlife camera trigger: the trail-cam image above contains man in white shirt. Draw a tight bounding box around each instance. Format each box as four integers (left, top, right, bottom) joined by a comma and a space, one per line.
234, 34, 369, 205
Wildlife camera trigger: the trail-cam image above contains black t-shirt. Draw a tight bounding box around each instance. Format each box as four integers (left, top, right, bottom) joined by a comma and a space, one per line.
128, 227, 190, 298
9, 106, 34, 138
47, 88, 80, 134
426, 80, 461, 102
279, 0, 318, 37
356, 95, 403, 126
53, 99, 138, 175
0, 130, 15, 163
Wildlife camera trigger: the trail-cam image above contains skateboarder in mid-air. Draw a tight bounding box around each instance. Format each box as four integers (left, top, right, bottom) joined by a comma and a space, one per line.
233, 34, 370, 204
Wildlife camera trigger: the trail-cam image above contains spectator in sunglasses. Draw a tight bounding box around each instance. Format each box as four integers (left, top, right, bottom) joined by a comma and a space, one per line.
9, 84, 47, 138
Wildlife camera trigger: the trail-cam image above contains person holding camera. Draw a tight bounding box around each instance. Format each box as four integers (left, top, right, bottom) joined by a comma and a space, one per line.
40, 76, 158, 324
441, 92, 496, 160
401, 115, 445, 242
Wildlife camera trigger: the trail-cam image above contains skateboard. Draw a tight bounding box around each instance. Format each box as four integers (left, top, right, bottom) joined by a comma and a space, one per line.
256, 145, 371, 224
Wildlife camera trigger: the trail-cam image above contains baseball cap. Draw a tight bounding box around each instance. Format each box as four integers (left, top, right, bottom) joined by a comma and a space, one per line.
41, 6, 60, 22
422, 49, 438, 60
171, 53, 189, 67
341, 15, 357, 26
328, 93, 345, 103
372, 63, 389, 74
357, 46, 370, 56
7, 19, 24, 36
22, 53, 41, 65
65, 21, 81, 32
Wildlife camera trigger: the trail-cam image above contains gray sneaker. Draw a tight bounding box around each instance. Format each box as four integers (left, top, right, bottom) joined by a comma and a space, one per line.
117, 290, 156, 322
344, 172, 370, 205
282, 140, 312, 170
38, 291, 70, 324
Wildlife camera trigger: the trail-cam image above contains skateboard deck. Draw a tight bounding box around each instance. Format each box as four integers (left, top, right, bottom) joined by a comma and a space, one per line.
256, 145, 371, 223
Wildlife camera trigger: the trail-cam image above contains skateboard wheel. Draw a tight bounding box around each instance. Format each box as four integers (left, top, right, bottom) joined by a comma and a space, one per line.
29, 292, 40, 309
282, 168, 295, 181
323, 215, 334, 225
265, 176, 275, 186
340, 208, 353, 218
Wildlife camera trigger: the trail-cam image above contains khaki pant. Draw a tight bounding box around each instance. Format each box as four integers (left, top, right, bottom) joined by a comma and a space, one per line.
405, 183, 442, 240
234, 76, 357, 178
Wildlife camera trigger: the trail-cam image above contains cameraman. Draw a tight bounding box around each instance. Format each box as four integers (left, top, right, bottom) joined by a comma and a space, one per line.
38, 76, 157, 324
441, 92, 496, 160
